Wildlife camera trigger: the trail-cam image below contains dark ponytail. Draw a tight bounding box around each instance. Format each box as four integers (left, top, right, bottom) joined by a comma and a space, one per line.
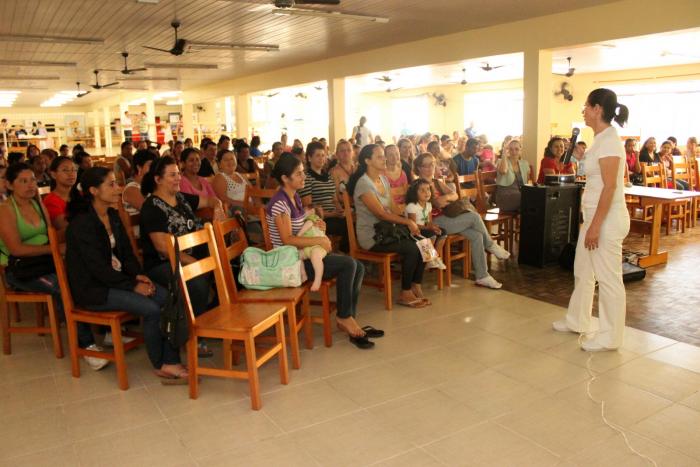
347, 144, 378, 196
66, 166, 112, 221
141, 155, 176, 196
587, 88, 629, 127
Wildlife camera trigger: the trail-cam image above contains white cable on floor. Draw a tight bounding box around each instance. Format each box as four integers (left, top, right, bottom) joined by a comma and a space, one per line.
578, 333, 658, 467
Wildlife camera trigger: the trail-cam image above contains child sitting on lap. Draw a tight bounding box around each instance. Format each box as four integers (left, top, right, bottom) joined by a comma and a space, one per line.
298, 208, 328, 291
405, 179, 447, 270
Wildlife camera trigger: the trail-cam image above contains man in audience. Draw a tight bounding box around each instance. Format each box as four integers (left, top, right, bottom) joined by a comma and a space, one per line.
198, 139, 219, 177
122, 111, 133, 142
453, 137, 481, 176
59, 144, 69, 157
263, 141, 283, 188
217, 135, 231, 153
351, 116, 373, 148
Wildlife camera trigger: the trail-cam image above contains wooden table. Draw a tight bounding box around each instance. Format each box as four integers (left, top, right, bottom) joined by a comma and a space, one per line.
625, 185, 700, 267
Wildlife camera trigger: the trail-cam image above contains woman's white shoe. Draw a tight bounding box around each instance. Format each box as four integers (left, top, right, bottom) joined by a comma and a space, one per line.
475, 275, 502, 289
487, 243, 511, 260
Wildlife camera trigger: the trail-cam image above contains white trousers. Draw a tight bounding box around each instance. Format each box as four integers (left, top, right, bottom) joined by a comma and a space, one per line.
565, 206, 630, 348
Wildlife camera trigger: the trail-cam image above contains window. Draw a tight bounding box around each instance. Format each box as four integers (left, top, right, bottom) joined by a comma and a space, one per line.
463, 90, 523, 143
391, 96, 428, 137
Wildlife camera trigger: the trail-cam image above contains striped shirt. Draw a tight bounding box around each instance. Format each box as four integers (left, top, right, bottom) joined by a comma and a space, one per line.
299, 168, 337, 213
265, 189, 306, 248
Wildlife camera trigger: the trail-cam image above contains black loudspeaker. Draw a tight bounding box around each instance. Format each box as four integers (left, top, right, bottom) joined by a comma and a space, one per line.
519, 185, 581, 267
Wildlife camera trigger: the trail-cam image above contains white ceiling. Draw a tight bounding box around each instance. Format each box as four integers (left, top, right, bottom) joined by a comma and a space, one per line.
0, 0, 620, 107
345, 28, 700, 93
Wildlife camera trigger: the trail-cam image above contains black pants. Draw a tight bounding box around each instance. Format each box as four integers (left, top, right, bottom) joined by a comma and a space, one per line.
371, 239, 425, 290
303, 254, 364, 319
324, 216, 349, 253
124, 130, 132, 143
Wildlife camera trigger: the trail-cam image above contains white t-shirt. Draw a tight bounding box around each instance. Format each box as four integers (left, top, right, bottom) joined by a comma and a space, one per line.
405, 201, 432, 226
352, 125, 372, 147
122, 115, 132, 130
581, 126, 626, 210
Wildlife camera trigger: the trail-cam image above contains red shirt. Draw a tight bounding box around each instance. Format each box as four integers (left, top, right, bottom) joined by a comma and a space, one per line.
537, 157, 559, 184
625, 150, 638, 172
43, 192, 67, 222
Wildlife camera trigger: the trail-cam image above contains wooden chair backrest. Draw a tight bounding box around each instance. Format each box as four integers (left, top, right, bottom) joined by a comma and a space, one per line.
212, 217, 248, 300
195, 207, 215, 222
456, 173, 479, 200
671, 155, 691, 185
341, 191, 360, 255
242, 171, 260, 187
258, 206, 273, 251
165, 224, 229, 322
47, 226, 75, 312
477, 170, 497, 210
641, 163, 663, 188
244, 185, 277, 216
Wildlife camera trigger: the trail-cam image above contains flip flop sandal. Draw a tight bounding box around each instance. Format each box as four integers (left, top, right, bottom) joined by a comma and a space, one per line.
349, 334, 375, 349
361, 326, 385, 338
397, 299, 427, 308
154, 369, 189, 385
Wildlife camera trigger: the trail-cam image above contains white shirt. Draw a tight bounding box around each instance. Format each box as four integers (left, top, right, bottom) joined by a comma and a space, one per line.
122, 115, 132, 130
581, 126, 626, 210
352, 125, 372, 147
405, 201, 432, 226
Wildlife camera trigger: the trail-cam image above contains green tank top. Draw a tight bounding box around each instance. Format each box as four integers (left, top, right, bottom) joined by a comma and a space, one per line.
0, 196, 48, 266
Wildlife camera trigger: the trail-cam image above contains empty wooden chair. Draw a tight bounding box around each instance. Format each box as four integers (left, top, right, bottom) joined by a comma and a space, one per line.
48, 227, 143, 390
166, 223, 288, 409
212, 217, 312, 366
641, 163, 663, 188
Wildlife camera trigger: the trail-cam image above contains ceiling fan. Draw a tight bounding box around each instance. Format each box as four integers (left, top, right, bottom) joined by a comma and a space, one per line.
481, 62, 504, 72
252, 0, 389, 23
75, 81, 91, 98
99, 52, 147, 75
295, 92, 308, 99
554, 82, 573, 101
554, 57, 576, 77
453, 67, 468, 85
90, 70, 119, 90
266, 91, 280, 97
385, 87, 402, 93
375, 75, 393, 82
142, 20, 279, 56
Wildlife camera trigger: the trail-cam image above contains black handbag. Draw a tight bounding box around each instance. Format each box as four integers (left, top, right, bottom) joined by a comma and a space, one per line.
373, 220, 411, 246
7, 254, 55, 281
160, 236, 190, 348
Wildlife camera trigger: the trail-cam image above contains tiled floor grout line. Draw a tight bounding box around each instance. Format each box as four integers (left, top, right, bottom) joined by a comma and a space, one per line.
492, 419, 566, 459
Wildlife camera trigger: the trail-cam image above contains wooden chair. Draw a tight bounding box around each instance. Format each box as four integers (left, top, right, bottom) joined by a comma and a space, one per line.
476, 170, 515, 254
242, 171, 260, 187
671, 156, 694, 227
641, 163, 663, 188
0, 265, 63, 358
117, 204, 142, 264
48, 227, 143, 390
342, 191, 398, 310
166, 224, 288, 409
259, 207, 338, 346
212, 218, 312, 366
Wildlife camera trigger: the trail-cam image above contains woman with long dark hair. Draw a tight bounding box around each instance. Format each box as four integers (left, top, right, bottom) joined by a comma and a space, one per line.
347, 144, 429, 308
638, 137, 660, 164
66, 167, 187, 381
43, 156, 79, 230
553, 88, 631, 352
267, 153, 380, 349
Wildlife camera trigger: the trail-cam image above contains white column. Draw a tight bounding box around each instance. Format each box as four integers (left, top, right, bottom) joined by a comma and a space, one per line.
224, 96, 234, 135
522, 48, 553, 177
146, 97, 156, 142
119, 102, 129, 143
327, 78, 346, 152
92, 111, 102, 153
235, 94, 250, 140
102, 107, 113, 157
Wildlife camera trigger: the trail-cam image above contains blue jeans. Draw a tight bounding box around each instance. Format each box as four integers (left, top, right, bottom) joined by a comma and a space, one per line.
303, 254, 364, 319
84, 285, 180, 368
5, 271, 95, 348
147, 262, 212, 317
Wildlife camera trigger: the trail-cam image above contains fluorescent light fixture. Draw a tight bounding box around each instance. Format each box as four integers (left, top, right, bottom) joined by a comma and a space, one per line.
0, 60, 77, 67
136, 0, 160, 4
272, 8, 389, 23
153, 91, 182, 100
0, 90, 20, 107
189, 41, 280, 52
144, 63, 218, 70
0, 34, 104, 45
0, 75, 60, 80
40, 90, 80, 107
128, 98, 147, 106
166, 99, 184, 106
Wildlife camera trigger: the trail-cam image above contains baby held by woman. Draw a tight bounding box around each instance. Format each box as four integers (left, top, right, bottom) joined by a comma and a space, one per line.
298, 207, 328, 291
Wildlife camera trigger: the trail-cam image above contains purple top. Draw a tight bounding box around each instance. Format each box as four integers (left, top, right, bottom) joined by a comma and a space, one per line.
265, 189, 306, 248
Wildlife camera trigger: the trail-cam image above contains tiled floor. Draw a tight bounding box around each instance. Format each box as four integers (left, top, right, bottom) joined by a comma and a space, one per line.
2, 280, 700, 466
491, 223, 700, 347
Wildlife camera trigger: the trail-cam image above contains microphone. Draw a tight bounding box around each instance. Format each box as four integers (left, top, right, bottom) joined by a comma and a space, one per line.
561, 127, 580, 165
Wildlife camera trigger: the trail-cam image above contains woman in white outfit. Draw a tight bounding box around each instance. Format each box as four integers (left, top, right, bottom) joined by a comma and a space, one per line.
553, 88, 630, 351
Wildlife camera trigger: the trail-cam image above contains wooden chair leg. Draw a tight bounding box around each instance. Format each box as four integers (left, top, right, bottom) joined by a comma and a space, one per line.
1, 301, 10, 355
382, 259, 392, 310
223, 339, 233, 370
111, 320, 129, 390
244, 334, 262, 410
463, 242, 470, 279
45, 299, 63, 359
302, 294, 313, 350
276, 316, 289, 385
285, 303, 301, 370
445, 241, 453, 286
188, 336, 199, 399
321, 284, 332, 348
67, 319, 81, 378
